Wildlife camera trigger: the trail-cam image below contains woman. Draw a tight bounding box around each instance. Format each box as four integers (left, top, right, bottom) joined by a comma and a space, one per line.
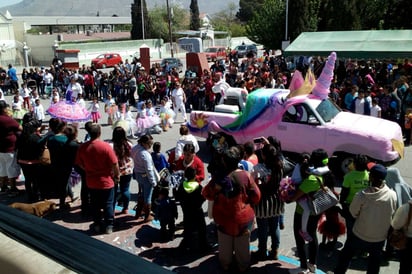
131, 134, 156, 222
111, 126, 133, 214
289, 148, 330, 274
63, 125, 81, 204
202, 146, 261, 272
252, 144, 284, 261
174, 143, 205, 184
41, 118, 70, 209
16, 112, 43, 201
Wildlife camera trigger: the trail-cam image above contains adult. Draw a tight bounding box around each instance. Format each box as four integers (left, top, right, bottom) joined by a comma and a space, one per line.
67, 75, 83, 100
202, 146, 261, 272
174, 124, 200, 160
334, 164, 397, 274
171, 81, 187, 122
76, 123, 120, 234
7, 64, 19, 93
131, 134, 157, 222
63, 125, 81, 204
289, 148, 330, 274
39, 118, 71, 208
391, 200, 412, 274
339, 154, 370, 233
174, 143, 205, 184
251, 144, 284, 261
16, 112, 42, 201
111, 126, 133, 214
0, 100, 22, 194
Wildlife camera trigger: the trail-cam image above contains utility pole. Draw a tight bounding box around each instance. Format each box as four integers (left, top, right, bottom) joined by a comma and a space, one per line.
166, 0, 174, 57
141, 0, 145, 40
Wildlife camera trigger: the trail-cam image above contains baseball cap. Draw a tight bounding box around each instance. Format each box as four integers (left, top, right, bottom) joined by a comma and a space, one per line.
369, 164, 387, 180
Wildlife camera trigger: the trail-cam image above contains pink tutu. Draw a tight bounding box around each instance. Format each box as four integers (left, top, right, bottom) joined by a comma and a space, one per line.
135, 117, 153, 134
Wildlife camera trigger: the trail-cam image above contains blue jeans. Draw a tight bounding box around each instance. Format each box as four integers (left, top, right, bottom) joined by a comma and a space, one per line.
90, 188, 114, 227
114, 174, 131, 210
136, 173, 154, 204
256, 216, 280, 252
334, 232, 385, 274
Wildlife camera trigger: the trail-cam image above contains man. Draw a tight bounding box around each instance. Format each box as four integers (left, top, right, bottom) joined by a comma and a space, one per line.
0, 100, 22, 194
7, 64, 19, 94
171, 82, 187, 122
75, 123, 120, 234
334, 164, 397, 274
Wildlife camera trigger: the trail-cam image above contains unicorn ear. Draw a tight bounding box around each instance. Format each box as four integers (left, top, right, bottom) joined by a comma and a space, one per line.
288, 70, 316, 98
312, 52, 337, 99
288, 70, 304, 93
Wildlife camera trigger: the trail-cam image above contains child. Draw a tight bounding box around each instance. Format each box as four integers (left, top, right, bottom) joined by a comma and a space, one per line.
33, 98, 45, 124
11, 94, 26, 123
77, 93, 86, 109
317, 205, 346, 257
20, 83, 31, 110
175, 167, 209, 252
135, 102, 151, 136
370, 97, 381, 118
151, 142, 169, 172
88, 97, 101, 123
104, 94, 117, 125
158, 97, 175, 131
146, 100, 161, 134
290, 152, 315, 242
155, 186, 178, 242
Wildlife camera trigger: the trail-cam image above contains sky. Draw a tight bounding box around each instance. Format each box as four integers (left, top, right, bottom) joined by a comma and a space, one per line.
0, 0, 21, 8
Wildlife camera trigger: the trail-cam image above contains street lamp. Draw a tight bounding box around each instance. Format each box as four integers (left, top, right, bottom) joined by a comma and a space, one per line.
141, 0, 145, 40
166, 0, 174, 57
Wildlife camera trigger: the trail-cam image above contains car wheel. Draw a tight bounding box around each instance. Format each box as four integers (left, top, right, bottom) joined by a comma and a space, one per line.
330, 152, 354, 179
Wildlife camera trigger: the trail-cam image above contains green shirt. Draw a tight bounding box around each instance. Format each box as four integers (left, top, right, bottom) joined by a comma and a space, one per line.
342, 170, 369, 204
296, 174, 322, 215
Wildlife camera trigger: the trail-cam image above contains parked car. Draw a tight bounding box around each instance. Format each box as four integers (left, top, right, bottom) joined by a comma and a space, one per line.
204, 46, 227, 62
160, 57, 183, 73
91, 53, 123, 69
233, 44, 258, 58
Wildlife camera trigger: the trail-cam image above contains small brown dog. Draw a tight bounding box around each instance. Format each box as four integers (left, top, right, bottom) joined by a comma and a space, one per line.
9, 200, 57, 217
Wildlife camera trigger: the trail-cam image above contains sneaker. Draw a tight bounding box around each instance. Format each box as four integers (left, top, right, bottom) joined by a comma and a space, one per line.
105, 225, 113, 234
299, 230, 313, 242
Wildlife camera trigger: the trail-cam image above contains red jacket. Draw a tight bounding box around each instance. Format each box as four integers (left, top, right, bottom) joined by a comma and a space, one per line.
202, 169, 261, 236
174, 155, 205, 184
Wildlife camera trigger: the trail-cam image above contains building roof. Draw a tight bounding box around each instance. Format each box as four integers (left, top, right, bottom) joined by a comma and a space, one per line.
13, 16, 131, 26
284, 30, 412, 59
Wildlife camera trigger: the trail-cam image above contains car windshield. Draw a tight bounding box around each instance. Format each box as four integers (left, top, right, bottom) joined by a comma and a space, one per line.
236, 46, 247, 51
162, 59, 177, 65
96, 54, 105, 58
316, 99, 340, 122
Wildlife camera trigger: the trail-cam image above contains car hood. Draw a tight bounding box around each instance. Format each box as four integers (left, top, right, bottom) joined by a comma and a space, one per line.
328, 111, 404, 161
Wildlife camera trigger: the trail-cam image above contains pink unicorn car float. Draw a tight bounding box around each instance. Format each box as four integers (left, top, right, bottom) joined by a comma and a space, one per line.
188, 52, 404, 175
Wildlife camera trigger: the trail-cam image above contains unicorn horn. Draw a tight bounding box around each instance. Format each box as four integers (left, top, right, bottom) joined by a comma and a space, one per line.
312, 52, 337, 99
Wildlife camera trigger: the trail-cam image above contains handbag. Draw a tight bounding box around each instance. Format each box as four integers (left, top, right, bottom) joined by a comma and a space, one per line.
389, 203, 412, 250
39, 140, 51, 165
119, 157, 134, 176
307, 177, 338, 215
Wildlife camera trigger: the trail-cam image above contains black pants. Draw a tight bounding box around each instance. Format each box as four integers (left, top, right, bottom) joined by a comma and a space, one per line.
293, 211, 320, 269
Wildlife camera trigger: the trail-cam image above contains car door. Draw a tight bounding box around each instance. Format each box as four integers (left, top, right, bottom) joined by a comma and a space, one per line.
276, 102, 327, 155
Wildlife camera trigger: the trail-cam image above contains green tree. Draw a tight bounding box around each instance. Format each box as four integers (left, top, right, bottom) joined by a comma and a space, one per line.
317, 0, 360, 31
148, 4, 189, 41
245, 0, 285, 49
237, 0, 265, 23
288, 0, 321, 41
190, 0, 200, 30
131, 0, 151, 39
211, 2, 246, 37
384, 0, 412, 29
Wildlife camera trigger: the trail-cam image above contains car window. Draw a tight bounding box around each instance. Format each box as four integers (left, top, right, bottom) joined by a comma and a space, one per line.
237, 46, 246, 51
282, 103, 317, 124
316, 99, 340, 122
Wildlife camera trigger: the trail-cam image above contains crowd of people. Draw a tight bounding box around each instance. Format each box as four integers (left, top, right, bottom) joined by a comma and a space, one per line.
1, 50, 412, 274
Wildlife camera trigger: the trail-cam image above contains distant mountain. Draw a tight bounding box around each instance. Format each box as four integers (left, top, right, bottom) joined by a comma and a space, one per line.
0, 0, 238, 16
